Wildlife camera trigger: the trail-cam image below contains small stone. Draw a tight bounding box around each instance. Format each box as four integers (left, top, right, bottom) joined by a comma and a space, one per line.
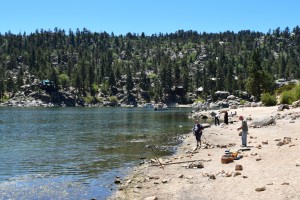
274, 138, 281, 141
114, 178, 121, 184
133, 188, 140, 193
235, 164, 243, 171
289, 144, 295, 147
255, 187, 266, 192
296, 163, 300, 167
182, 164, 189, 168
283, 137, 292, 144
277, 142, 285, 146
256, 158, 262, 161
149, 175, 160, 180
188, 162, 204, 168
225, 172, 232, 177
140, 161, 145, 165
134, 184, 142, 188
234, 172, 241, 176
262, 140, 268, 145
178, 174, 184, 178
281, 182, 289, 185
143, 196, 158, 200
209, 174, 216, 180
266, 183, 273, 185
162, 179, 168, 183
242, 176, 248, 178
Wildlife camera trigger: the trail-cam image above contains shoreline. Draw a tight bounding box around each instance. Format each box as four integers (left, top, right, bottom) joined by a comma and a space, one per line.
109, 106, 300, 200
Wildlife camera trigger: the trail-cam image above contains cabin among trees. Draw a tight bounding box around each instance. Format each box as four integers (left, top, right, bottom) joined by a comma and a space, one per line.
39, 80, 56, 92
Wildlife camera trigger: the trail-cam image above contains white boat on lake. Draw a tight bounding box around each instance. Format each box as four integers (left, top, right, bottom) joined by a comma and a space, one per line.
154, 103, 168, 111
143, 103, 155, 108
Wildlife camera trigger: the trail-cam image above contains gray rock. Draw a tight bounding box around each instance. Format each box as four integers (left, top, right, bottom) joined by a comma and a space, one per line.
292, 100, 300, 108
278, 104, 290, 111
227, 95, 236, 100
249, 116, 276, 127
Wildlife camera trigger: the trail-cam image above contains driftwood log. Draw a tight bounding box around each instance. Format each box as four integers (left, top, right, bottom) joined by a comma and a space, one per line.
151, 159, 211, 166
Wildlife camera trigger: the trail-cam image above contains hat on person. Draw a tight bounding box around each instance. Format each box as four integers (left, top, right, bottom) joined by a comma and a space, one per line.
239, 116, 244, 120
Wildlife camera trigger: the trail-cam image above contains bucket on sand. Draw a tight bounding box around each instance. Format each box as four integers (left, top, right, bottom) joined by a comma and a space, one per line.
221, 156, 234, 164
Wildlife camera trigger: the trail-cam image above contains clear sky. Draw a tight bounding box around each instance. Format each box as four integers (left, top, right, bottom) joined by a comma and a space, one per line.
1, 0, 299, 35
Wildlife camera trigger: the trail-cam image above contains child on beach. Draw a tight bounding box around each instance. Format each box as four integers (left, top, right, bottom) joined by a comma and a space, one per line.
193, 120, 204, 149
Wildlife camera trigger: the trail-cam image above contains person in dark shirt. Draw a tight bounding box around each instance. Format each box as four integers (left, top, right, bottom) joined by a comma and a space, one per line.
193, 120, 203, 149
224, 111, 229, 125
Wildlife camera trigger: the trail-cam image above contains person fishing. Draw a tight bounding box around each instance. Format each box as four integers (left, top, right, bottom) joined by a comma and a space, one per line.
192, 120, 204, 149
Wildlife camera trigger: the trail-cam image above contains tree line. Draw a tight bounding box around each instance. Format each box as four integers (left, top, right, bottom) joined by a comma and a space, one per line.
0, 26, 300, 103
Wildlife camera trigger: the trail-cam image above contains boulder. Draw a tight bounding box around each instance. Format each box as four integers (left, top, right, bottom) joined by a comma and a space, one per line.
227, 95, 236, 100
251, 102, 258, 107
215, 91, 230, 99
249, 116, 276, 128
230, 105, 238, 109
292, 100, 300, 108
278, 104, 290, 111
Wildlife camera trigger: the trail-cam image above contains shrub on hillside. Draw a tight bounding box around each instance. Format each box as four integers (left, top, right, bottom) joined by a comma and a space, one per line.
292, 84, 300, 101
261, 93, 277, 106
275, 83, 296, 94
83, 96, 94, 104
280, 91, 294, 104
109, 96, 118, 104
240, 100, 246, 105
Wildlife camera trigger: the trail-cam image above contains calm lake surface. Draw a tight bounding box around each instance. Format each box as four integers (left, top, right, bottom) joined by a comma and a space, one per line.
0, 107, 192, 199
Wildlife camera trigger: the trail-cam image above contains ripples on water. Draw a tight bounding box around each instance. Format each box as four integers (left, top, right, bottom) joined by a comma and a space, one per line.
0, 107, 192, 199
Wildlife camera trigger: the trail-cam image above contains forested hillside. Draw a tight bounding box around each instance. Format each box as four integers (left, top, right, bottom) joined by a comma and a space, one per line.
0, 26, 300, 106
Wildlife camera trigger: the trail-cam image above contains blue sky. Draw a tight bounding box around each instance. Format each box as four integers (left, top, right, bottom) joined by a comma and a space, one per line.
1, 0, 299, 35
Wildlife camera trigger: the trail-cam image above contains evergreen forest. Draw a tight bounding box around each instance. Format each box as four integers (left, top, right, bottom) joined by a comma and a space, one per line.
0, 26, 300, 106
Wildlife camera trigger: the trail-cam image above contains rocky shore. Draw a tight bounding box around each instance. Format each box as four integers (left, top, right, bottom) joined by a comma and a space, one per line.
109, 106, 300, 200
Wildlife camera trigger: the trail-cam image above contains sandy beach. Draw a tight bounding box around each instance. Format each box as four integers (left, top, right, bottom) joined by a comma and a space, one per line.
109, 106, 300, 200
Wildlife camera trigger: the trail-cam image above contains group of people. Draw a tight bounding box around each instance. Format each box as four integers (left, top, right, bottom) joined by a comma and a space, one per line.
193, 112, 248, 149
214, 111, 229, 126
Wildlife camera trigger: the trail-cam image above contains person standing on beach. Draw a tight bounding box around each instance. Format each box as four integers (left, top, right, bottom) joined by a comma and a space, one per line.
193, 120, 203, 149
237, 116, 248, 147
224, 111, 229, 125
214, 113, 220, 126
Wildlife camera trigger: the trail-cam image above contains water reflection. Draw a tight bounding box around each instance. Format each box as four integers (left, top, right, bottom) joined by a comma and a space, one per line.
0, 107, 192, 199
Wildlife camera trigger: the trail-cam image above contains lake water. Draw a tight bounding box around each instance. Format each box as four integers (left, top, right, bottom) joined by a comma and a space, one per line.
0, 107, 192, 199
